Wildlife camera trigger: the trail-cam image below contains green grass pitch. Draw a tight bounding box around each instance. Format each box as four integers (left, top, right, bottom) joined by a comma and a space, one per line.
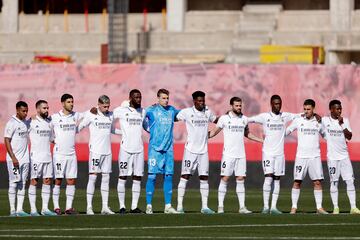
0, 188, 360, 239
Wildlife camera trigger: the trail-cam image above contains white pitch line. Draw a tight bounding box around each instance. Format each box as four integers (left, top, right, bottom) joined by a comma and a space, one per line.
1, 235, 360, 240
0, 222, 359, 232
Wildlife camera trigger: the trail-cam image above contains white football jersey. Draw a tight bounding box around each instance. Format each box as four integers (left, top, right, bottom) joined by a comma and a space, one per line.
78, 110, 115, 155
113, 106, 146, 154
29, 115, 52, 163
248, 112, 298, 156
217, 112, 248, 158
286, 116, 323, 158
322, 116, 351, 160
177, 106, 217, 154
50, 110, 83, 156
4, 115, 30, 163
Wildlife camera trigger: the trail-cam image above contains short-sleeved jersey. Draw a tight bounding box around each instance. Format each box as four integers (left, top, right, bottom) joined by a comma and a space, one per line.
322, 116, 351, 160
286, 116, 323, 158
29, 116, 52, 163
217, 112, 248, 158
248, 112, 298, 156
4, 115, 30, 163
113, 106, 146, 154
51, 110, 82, 156
145, 104, 179, 152
177, 106, 216, 154
78, 110, 115, 155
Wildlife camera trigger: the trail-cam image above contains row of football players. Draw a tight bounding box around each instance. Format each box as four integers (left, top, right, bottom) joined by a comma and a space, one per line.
4, 89, 359, 216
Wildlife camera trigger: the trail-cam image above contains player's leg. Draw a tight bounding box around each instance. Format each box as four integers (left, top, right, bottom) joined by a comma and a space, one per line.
217, 155, 233, 213
64, 155, 78, 215
262, 154, 275, 213
328, 159, 340, 214
309, 157, 327, 214
28, 162, 40, 216
235, 157, 251, 214
53, 154, 65, 215
177, 149, 195, 212
341, 158, 360, 214
270, 155, 285, 214
41, 175, 56, 216
118, 149, 131, 214
163, 149, 177, 214
199, 153, 213, 214
86, 152, 99, 214
290, 157, 307, 214
145, 148, 161, 214
16, 163, 30, 216
100, 154, 114, 215
7, 160, 18, 216
130, 151, 144, 213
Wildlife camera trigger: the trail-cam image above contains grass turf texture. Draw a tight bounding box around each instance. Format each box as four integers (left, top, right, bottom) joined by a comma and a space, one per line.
0, 188, 360, 239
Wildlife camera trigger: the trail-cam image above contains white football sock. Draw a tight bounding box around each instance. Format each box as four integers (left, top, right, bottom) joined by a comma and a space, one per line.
314, 189, 323, 209
8, 182, 17, 213
346, 179, 357, 209
200, 180, 209, 209
52, 185, 61, 210
16, 183, 26, 212
117, 179, 126, 209
131, 180, 141, 210
218, 179, 228, 208
271, 180, 280, 209
263, 177, 273, 209
65, 185, 76, 210
86, 174, 97, 209
28, 184, 37, 213
236, 179, 245, 209
291, 188, 300, 209
101, 174, 110, 209
330, 181, 339, 209
41, 184, 51, 211
177, 178, 188, 210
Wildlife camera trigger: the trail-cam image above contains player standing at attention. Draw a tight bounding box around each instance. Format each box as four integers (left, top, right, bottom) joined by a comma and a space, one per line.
28, 100, 57, 216
322, 100, 360, 214
286, 99, 328, 214
113, 89, 146, 214
176, 91, 217, 214
145, 89, 179, 214
248, 95, 300, 214
51, 94, 83, 215
78, 95, 120, 215
4, 101, 30, 216
208, 97, 263, 214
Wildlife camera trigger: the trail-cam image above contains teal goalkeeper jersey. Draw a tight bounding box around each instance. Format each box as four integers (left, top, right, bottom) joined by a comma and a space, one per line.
145, 104, 179, 152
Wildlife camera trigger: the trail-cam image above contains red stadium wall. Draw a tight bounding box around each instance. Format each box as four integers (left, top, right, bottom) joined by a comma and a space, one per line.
0, 64, 359, 162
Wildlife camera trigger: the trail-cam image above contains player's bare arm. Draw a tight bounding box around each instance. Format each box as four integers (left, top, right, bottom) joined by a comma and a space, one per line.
4, 137, 19, 167
338, 116, 352, 140
208, 127, 222, 139
244, 126, 263, 143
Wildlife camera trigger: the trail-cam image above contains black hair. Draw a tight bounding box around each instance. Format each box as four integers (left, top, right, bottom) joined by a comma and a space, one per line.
16, 101, 28, 109
329, 99, 341, 110
230, 97, 242, 105
192, 91, 205, 100
129, 89, 141, 97
270, 94, 282, 103
61, 93, 73, 103
303, 99, 316, 107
